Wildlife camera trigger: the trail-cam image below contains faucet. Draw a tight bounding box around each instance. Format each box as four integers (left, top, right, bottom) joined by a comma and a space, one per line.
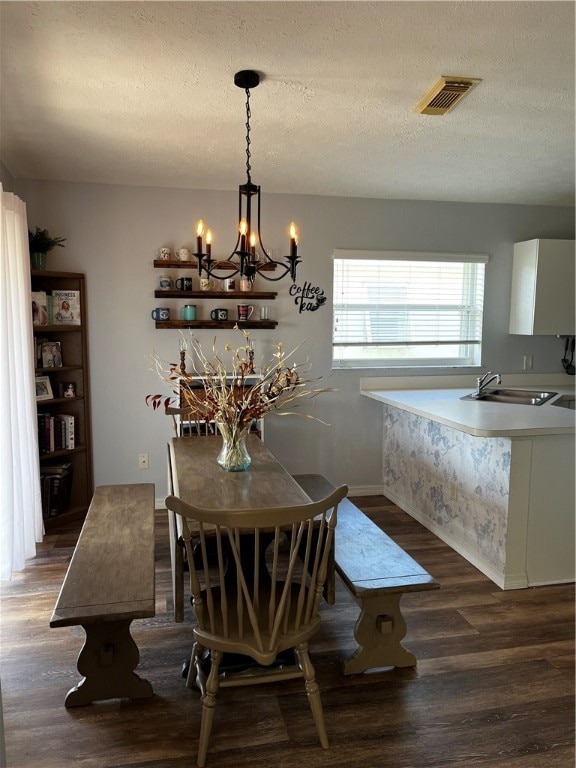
475, 371, 502, 397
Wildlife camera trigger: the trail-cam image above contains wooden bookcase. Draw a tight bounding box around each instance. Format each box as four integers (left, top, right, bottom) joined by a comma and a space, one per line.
31, 270, 93, 531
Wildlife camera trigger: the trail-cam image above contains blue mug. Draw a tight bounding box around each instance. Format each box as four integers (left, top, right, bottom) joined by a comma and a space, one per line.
180, 305, 197, 322
151, 307, 170, 321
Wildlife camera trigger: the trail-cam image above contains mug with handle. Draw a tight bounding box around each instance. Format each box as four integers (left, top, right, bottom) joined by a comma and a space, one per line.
176, 277, 193, 291
237, 304, 254, 321
201, 278, 216, 292
151, 307, 170, 321
210, 308, 228, 321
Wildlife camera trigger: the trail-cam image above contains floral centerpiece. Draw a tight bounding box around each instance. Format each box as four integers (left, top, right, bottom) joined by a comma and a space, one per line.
147, 329, 333, 471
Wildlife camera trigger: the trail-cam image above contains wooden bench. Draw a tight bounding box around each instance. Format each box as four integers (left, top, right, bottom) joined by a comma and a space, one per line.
293, 475, 439, 675
50, 484, 156, 707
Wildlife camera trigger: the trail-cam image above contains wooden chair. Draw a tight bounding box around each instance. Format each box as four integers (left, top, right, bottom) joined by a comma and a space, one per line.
165, 485, 348, 767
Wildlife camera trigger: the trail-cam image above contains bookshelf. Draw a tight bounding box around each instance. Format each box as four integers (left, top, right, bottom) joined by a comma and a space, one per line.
31, 270, 93, 531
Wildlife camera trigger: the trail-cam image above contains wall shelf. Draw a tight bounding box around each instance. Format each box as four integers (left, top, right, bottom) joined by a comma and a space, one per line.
153, 259, 276, 271
155, 320, 278, 330
154, 290, 277, 300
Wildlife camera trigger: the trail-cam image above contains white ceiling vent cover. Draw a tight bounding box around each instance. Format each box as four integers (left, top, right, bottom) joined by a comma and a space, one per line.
416, 76, 482, 115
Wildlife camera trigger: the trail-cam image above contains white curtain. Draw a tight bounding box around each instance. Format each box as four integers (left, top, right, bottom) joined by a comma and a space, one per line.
0, 184, 43, 580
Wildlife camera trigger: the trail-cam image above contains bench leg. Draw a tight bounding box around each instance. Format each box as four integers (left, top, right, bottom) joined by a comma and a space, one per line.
65, 620, 154, 707
343, 593, 417, 675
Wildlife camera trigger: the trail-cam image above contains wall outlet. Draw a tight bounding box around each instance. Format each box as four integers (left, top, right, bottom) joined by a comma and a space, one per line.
523, 355, 533, 371
138, 453, 149, 470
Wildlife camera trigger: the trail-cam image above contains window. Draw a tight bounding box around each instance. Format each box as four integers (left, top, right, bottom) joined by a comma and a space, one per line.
332, 249, 488, 369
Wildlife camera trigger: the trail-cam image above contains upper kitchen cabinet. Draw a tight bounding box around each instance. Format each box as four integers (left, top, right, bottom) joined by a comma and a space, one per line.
509, 239, 575, 335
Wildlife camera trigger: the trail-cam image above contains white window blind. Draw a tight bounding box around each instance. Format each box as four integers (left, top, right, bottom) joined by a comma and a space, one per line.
332, 249, 488, 369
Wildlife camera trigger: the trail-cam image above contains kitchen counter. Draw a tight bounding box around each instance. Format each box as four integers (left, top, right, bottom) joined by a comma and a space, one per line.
361, 375, 574, 590
361, 385, 575, 437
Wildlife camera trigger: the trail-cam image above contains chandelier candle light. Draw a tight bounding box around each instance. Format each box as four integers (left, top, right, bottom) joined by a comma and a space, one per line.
193, 70, 301, 283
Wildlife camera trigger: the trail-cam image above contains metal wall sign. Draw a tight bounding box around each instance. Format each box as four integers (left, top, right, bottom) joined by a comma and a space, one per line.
289, 281, 327, 314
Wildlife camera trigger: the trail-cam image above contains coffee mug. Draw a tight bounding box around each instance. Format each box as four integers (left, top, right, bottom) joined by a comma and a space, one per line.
151, 307, 170, 321
259, 305, 270, 320
176, 247, 191, 261
210, 308, 228, 321
175, 277, 193, 291
159, 247, 171, 260
237, 304, 254, 321
158, 276, 173, 290
180, 305, 197, 321
223, 278, 236, 292
240, 278, 252, 292
201, 278, 215, 291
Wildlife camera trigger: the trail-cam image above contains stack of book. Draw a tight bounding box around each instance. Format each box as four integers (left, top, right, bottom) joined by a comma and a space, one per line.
37, 413, 75, 453
40, 461, 73, 518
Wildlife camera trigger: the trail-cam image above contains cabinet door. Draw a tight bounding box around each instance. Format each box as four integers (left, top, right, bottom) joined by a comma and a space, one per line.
509, 239, 575, 335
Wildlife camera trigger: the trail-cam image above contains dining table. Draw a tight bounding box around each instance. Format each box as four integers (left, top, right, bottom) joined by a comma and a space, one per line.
166, 434, 335, 622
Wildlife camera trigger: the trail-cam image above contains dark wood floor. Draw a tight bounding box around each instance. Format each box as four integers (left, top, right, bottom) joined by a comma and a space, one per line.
1, 496, 574, 768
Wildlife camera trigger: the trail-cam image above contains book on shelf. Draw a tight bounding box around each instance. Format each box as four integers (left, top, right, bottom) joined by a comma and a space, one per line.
52, 289, 81, 325
40, 465, 72, 518
41, 340, 63, 368
31, 291, 49, 326
59, 414, 75, 449
37, 413, 75, 452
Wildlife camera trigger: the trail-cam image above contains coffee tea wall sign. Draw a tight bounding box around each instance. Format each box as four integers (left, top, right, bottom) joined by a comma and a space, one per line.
289, 281, 327, 314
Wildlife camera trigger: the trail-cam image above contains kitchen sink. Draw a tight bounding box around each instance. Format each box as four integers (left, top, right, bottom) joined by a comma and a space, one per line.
460, 388, 558, 406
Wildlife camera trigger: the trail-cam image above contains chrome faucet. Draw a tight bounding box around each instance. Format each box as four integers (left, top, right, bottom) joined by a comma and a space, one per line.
475, 371, 501, 397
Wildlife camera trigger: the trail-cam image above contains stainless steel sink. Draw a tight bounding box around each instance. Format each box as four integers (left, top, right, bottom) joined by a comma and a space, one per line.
461, 388, 558, 406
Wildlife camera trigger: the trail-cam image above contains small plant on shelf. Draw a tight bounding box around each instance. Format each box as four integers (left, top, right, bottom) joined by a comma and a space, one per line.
29, 227, 66, 269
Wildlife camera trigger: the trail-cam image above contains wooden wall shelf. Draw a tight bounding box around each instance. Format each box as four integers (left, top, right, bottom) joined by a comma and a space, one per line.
155, 320, 278, 330
154, 290, 277, 300
153, 259, 276, 271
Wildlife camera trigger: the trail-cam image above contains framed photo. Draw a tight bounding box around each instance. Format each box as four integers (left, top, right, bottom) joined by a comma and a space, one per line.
35, 376, 53, 401
41, 341, 63, 368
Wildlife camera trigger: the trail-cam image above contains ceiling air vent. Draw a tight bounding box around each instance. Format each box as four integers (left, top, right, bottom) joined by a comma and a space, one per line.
415, 76, 481, 115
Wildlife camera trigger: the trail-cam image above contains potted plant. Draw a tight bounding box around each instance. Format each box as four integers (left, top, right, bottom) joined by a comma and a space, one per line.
28, 227, 66, 270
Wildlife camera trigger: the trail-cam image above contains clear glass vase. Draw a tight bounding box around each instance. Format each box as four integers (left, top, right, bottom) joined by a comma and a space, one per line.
216, 422, 252, 472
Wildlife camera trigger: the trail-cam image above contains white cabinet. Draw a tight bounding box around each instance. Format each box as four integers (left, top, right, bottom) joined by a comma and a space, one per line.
509, 239, 575, 335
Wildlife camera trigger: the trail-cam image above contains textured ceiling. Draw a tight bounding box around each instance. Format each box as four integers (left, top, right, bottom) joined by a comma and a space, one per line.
1, 1, 574, 206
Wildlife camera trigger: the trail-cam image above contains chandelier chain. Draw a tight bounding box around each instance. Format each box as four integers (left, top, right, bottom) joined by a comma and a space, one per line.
244, 88, 252, 185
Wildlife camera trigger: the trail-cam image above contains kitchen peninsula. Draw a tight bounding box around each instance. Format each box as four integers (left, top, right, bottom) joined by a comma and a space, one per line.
361, 375, 575, 590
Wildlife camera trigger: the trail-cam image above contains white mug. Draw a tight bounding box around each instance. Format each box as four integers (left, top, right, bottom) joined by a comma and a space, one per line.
259, 306, 270, 320
159, 247, 171, 260
158, 275, 173, 290
240, 278, 252, 292
176, 247, 191, 261
201, 278, 215, 291
223, 278, 236, 292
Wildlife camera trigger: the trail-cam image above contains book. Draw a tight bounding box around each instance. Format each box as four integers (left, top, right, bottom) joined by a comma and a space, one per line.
41, 341, 63, 368
52, 289, 81, 325
31, 291, 49, 326
59, 414, 75, 449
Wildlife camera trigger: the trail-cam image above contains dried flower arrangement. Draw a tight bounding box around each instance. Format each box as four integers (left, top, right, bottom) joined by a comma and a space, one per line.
147, 329, 332, 470
147, 329, 333, 431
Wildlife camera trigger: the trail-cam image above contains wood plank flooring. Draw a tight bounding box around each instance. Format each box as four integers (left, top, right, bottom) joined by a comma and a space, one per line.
1, 496, 574, 768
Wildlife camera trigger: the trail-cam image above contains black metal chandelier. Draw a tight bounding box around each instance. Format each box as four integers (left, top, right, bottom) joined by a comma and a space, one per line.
194, 70, 300, 283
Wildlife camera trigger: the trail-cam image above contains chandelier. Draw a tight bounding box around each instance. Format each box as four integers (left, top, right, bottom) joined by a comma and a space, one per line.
194, 70, 300, 283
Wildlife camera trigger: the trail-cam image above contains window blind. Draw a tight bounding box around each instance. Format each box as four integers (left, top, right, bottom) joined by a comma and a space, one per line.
332, 250, 488, 368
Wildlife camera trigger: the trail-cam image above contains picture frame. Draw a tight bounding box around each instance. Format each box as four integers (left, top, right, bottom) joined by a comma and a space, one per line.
35, 376, 54, 401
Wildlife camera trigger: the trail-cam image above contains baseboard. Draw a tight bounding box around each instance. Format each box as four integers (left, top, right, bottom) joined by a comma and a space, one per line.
347, 484, 384, 497
382, 485, 528, 591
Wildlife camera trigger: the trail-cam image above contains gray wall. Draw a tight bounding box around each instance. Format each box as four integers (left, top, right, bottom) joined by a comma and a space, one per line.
15, 179, 575, 499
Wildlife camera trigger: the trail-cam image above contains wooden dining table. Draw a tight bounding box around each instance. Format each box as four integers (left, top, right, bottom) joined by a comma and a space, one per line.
166, 434, 335, 622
